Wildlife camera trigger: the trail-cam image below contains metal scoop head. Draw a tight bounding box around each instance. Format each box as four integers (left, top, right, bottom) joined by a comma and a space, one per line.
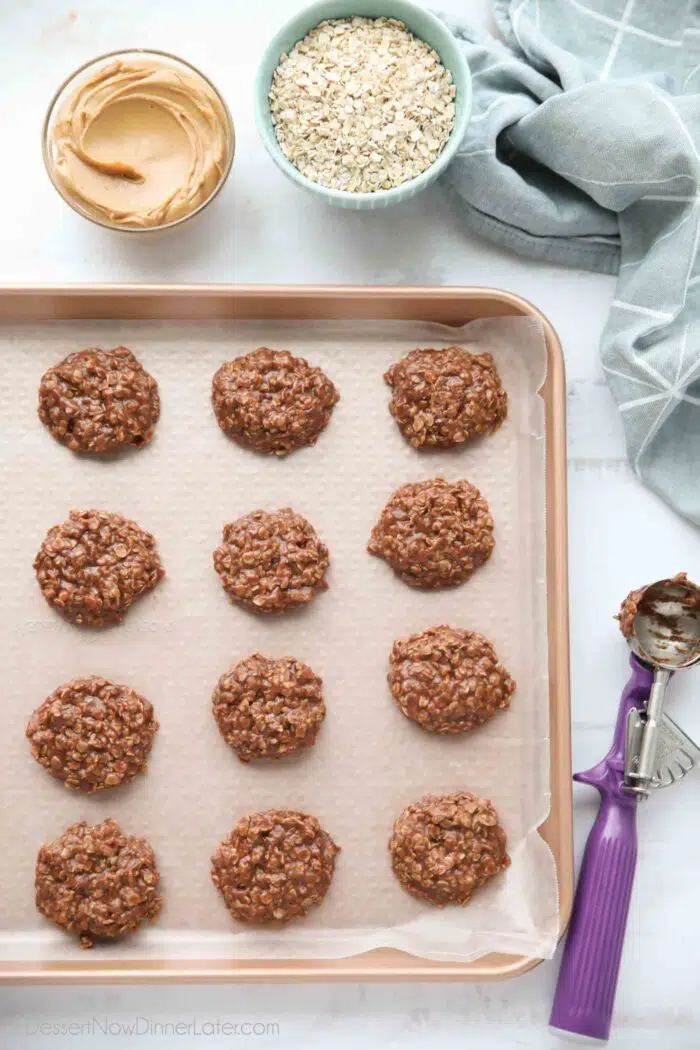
625, 574, 700, 797
629, 575, 700, 671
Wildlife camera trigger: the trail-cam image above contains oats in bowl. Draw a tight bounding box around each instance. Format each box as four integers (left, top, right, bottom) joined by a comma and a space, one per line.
268, 16, 457, 194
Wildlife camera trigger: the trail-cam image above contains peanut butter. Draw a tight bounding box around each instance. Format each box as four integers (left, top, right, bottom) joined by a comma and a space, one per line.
50, 58, 232, 228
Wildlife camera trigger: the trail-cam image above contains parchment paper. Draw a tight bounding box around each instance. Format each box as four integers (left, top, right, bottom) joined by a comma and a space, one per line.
0, 316, 557, 963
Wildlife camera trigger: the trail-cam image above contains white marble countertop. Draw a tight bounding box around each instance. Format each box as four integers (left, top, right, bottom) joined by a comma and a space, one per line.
0, 1, 698, 1047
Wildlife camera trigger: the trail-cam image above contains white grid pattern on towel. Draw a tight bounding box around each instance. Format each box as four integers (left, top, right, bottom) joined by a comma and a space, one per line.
447, 0, 700, 516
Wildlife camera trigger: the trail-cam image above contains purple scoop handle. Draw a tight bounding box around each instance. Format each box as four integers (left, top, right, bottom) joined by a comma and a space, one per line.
549, 656, 653, 1043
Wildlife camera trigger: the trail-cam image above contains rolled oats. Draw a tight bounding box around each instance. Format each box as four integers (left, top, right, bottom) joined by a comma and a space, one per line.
269, 17, 457, 193
213, 508, 329, 614
212, 347, 339, 456
389, 792, 510, 906
388, 625, 515, 734
35, 818, 163, 949
368, 477, 494, 589
211, 809, 340, 924
33, 509, 165, 626
385, 346, 507, 449
38, 346, 160, 454
26, 676, 159, 792
212, 653, 325, 762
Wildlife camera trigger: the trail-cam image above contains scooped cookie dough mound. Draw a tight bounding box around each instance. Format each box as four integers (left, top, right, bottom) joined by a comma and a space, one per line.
211, 809, 340, 924
27, 676, 159, 792
38, 346, 160, 453
35, 818, 162, 948
389, 792, 510, 906
616, 584, 646, 640
33, 509, 165, 626
368, 477, 494, 589
213, 653, 325, 762
213, 508, 329, 614
388, 625, 515, 733
385, 346, 507, 448
212, 347, 339, 455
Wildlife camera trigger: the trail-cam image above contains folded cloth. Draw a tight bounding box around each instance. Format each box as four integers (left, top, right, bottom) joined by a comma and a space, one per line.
442, 0, 700, 523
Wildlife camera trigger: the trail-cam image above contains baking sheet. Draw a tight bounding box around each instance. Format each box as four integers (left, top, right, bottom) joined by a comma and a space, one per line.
0, 315, 556, 964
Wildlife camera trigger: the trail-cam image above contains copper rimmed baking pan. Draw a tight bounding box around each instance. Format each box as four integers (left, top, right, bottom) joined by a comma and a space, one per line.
0, 284, 571, 983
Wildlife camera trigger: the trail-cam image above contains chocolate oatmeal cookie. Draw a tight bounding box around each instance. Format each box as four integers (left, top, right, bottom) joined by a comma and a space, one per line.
368, 477, 494, 589
389, 792, 510, 906
38, 346, 160, 453
388, 625, 515, 734
211, 809, 340, 924
385, 346, 507, 449
27, 676, 159, 792
34, 509, 165, 626
213, 508, 329, 614
212, 347, 339, 455
35, 818, 162, 948
213, 653, 325, 762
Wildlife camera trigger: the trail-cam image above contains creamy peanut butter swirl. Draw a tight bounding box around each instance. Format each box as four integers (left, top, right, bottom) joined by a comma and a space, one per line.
51, 58, 232, 228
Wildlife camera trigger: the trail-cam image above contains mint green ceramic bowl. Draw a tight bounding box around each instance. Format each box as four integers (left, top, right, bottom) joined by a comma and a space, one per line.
254, 0, 471, 209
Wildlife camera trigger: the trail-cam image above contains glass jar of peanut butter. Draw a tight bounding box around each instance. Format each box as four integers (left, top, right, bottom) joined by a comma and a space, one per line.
42, 49, 235, 232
